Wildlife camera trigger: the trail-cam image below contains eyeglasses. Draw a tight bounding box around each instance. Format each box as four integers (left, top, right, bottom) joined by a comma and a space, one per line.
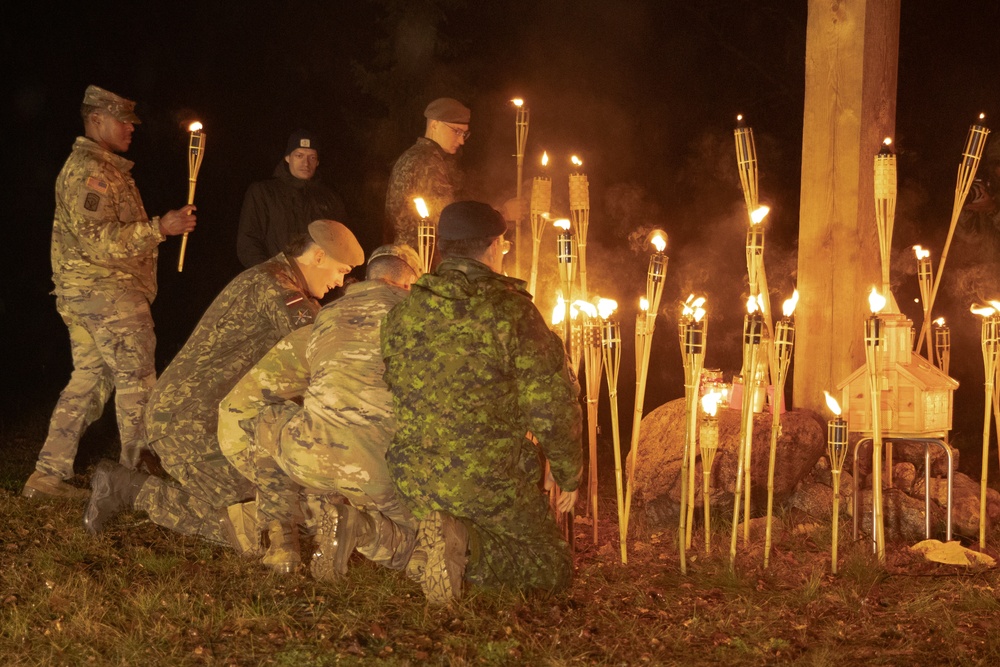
442, 122, 471, 140
500, 240, 511, 255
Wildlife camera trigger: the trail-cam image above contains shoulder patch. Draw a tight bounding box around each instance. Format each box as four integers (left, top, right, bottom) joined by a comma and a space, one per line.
86, 176, 109, 194
84, 192, 101, 212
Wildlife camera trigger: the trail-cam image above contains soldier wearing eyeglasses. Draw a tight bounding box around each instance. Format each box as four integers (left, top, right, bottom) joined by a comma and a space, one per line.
384, 98, 470, 250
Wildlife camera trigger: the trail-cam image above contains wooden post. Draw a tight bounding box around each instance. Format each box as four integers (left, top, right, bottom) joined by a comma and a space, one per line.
794, 0, 900, 413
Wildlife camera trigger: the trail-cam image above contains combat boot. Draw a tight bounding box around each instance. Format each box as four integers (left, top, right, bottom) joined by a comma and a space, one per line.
83, 460, 149, 535
218, 501, 263, 557
415, 510, 469, 605
261, 520, 300, 574
310, 503, 374, 582
21, 471, 90, 500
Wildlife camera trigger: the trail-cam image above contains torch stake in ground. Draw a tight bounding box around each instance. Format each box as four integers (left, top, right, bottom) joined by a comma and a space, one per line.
730, 297, 764, 567
528, 152, 551, 297
973, 303, 1000, 549
580, 303, 603, 545
599, 301, 625, 563
824, 391, 849, 573
177, 121, 205, 272
914, 245, 934, 361
934, 318, 951, 376
678, 297, 707, 571
512, 99, 529, 280
555, 220, 576, 359
700, 392, 722, 554
865, 288, 888, 561
569, 156, 590, 299
764, 290, 797, 568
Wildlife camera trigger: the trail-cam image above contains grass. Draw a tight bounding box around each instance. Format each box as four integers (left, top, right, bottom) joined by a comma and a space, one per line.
3, 418, 1000, 665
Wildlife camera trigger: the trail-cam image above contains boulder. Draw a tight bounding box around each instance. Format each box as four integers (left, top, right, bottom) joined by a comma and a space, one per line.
912, 472, 1000, 538
855, 488, 948, 543
892, 462, 917, 494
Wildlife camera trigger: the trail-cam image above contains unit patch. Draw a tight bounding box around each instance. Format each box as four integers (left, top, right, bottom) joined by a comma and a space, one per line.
84, 193, 101, 212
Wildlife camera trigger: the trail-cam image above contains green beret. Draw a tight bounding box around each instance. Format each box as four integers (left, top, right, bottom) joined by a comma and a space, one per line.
438, 201, 506, 241
424, 98, 471, 124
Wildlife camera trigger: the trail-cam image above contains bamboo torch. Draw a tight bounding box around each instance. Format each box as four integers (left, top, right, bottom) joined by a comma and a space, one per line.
512, 99, 529, 279
934, 318, 951, 376
914, 245, 934, 361
569, 156, 591, 299
599, 299, 624, 562
764, 290, 798, 568
678, 295, 707, 572
700, 391, 722, 553
917, 115, 991, 354
973, 302, 1000, 549
824, 391, 848, 574
177, 121, 205, 272
865, 288, 888, 561
730, 295, 765, 567
874, 139, 897, 298
414, 197, 434, 275
623, 231, 669, 536
578, 300, 603, 544
528, 152, 552, 297
555, 219, 576, 358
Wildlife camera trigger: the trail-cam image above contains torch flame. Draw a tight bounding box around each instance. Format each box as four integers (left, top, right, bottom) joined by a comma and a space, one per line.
188, 121, 203, 132
413, 197, 429, 219
551, 294, 566, 326
512, 98, 524, 107
649, 231, 667, 253
701, 391, 722, 417
971, 304, 996, 318
980, 112, 986, 121
883, 137, 892, 147
746, 295, 758, 314
541, 151, 549, 167
991, 300, 1000, 312
868, 288, 887, 314
736, 114, 744, 122
750, 205, 770, 225
934, 317, 946, 326
553, 218, 571, 231
571, 155, 583, 167
913, 245, 930, 260
597, 298, 618, 320
639, 297, 649, 312
782, 289, 799, 318
693, 306, 706, 322
683, 296, 706, 321
573, 300, 597, 318
823, 391, 842, 416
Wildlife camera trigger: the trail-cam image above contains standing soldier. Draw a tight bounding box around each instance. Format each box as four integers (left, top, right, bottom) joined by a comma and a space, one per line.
83, 221, 364, 563
384, 98, 470, 248
381, 201, 582, 604
22, 85, 196, 499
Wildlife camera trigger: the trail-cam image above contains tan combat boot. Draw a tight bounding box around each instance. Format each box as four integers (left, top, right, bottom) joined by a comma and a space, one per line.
415, 511, 468, 605
261, 520, 300, 574
219, 501, 263, 557
310, 504, 373, 582
21, 471, 90, 500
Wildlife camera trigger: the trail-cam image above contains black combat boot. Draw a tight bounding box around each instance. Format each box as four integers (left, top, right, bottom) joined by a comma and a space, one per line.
83, 460, 149, 535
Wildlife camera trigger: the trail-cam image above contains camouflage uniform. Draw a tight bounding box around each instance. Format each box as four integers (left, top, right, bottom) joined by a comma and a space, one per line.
35, 137, 165, 478
384, 137, 461, 247
381, 257, 582, 592
135, 254, 319, 543
220, 280, 416, 569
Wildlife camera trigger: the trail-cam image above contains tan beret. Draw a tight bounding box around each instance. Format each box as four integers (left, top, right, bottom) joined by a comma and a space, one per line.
308, 220, 364, 266
424, 97, 471, 124
83, 85, 140, 124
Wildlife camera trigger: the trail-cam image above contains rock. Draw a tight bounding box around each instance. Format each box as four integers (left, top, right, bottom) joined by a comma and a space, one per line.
913, 472, 1000, 538
892, 462, 917, 494
855, 488, 947, 543
630, 399, 826, 529
788, 481, 834, 520
890, 440, 960, 477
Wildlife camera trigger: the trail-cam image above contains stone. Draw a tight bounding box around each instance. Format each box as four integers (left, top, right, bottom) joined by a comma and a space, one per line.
855, 488, 947, 543
912, 472, 1000, 538
892, 462, 917, 494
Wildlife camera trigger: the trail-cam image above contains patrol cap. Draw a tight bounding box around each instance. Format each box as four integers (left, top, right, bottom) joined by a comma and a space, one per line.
367, 244, 422, 277
438, 201, 507, 241
286, 129, 319, 156
308, 220, 365, 266
83, 85, 140, 124
424, 98, 471, 124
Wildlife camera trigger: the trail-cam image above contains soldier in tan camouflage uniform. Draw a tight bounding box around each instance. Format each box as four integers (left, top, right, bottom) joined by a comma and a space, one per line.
22, 85, 197, 500
382, 201, 582, 604
384, 98, 470, 248
83, 221, 365, 561
219, 245, 421, 577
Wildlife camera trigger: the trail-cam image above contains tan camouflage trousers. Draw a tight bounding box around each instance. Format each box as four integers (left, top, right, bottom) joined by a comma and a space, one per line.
135, 434, 255, 544
229, 403, 416, 570
35, 291, 156, 478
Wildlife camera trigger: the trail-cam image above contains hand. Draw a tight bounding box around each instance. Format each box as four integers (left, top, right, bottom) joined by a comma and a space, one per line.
556, 488, 578, 513
159, 205, 197, 236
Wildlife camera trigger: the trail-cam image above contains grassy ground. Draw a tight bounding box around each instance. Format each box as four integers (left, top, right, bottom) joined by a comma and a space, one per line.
3, 414, 1000, 665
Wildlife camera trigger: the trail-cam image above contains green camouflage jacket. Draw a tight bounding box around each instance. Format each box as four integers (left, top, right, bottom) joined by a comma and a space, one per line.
145, 253, 319, 454
381, 257, 582, 508
51, 137, 165, 300
384, 137, 461, 247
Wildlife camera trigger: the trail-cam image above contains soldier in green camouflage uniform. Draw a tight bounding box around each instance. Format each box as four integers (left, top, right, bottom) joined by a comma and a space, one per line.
83, 222, 365, 555
384, 98, 470, 248
381, 201, 582, 602
23, 85, 197, 500
219, 245, 421, 576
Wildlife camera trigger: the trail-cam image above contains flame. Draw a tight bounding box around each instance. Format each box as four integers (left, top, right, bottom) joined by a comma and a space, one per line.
541, 151, 549, 167
746, 295, 758, 314
573, 300, 597, 318
934, 317, 946, 326
512, 98, 524, 107
551, 294, 566, 326
971, 304, 996, 318
883, 137, 892, 147
188, 121, 203, 132
701, 391, 722, 417
693, 306, 706, 322
991, 300, 1000, 311
980, 112, 986, 121
736, 113, 744, 122
639, 297, 649, 312
913, 245, 930, 260
683, 295, 706, 321
868, 288, 886, 314
571, 155, 583, 167
649, 231, 667, 253
597, 298, 618, 320
782, 289, 799, 318
553, 218, 571, 231
823, 391, 842, 416
413, 197, 429, 219
750, 205, 770, 225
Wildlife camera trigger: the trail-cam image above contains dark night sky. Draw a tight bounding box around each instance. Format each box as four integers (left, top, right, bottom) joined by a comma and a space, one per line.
3, 1, 999, 463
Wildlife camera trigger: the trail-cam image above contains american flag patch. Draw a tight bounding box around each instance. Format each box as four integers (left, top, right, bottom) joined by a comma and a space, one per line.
86, 176, 109, 193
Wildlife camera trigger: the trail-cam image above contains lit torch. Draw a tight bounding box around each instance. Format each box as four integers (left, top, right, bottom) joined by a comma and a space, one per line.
874, 138, 897, 298
824, 391, 848, 573
972, 302, 1000, 548
865, 287, 888, 561
934, 317, 951, 376
598, 298, 626, 563
764, 289, 797, 568
528, 151, 552, 297
512, 99, 529, 279
678, 295, 707, 573
577, 299, 602, 545
700, 391, 722, 554
177, 121, 205, 272
914, 245, 934, 361
554, 219, 576, 359
569, 155, 591, 299
414, 197, 434, 275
